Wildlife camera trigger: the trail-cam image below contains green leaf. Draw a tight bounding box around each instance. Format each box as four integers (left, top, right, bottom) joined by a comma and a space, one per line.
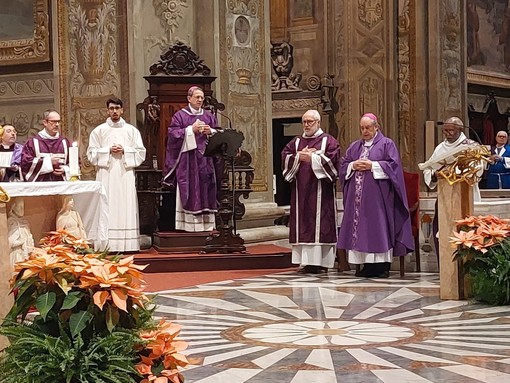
61, 291, 83, 310
35, 291, 57, 321
105, 304, 120, 332
69, 311, 93, 338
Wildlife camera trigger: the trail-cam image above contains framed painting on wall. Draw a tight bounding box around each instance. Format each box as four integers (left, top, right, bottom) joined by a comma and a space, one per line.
467, 0, 510, 88
289, 0, 315, 26
0, 0, 51, 67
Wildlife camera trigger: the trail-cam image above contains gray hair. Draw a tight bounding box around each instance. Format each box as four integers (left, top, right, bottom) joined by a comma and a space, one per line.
42, 109, 59, 120
303, 109, 321, 121
444, 116, 464, 128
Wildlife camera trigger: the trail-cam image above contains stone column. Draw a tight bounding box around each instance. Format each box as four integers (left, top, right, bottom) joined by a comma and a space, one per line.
0, 202, 13, 348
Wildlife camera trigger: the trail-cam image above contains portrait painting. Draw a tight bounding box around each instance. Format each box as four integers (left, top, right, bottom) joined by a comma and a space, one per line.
467, 0, 510, 87
0, 0, 51, 66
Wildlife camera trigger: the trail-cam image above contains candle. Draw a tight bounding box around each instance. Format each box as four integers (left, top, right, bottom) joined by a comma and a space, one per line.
69, 142, 79, 176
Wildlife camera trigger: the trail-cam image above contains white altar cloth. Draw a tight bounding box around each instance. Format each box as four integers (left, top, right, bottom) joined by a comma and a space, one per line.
0, 181, 108, 249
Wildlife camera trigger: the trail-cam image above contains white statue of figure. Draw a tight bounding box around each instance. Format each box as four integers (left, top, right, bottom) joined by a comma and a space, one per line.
7, 197, 35, 267
56, 195, 88, 240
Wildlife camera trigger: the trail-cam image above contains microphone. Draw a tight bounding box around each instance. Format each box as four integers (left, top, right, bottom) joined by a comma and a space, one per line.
204, 95, 231, 130
437, 121, 483, 144
216, 109, 232, 130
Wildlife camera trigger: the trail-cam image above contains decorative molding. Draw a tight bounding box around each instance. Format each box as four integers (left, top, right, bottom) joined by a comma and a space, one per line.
333, 1, 347, 149
467, 69, 510, 89
0, 79, 54, 99
0, 0, 50, 66
359, 75, 383, 114
358, 0, 383, 30
149, 41, 211, 76
397, 0, 415, 169
272, 97, 321, 119
153, 0, 189, 33
440, 0, 462, 116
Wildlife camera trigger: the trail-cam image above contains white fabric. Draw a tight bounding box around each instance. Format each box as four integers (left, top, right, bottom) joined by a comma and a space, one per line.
87, 118, 146, 252
183, 125, 197, 152
371, 161, 388, 179
175, 186, 215, 232
0, 152, 13, 168
348, 249, 393, 264
419, 132, 483, 201
1, 181, 108, 250
292, 244, 336, 268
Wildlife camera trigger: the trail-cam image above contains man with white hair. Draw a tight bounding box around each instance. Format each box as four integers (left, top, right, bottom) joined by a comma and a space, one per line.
282, 109, 340, 274
486, 130, 510, 189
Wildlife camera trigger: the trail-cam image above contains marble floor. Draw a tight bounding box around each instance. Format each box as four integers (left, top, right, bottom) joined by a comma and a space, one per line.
154, 271, 510, 383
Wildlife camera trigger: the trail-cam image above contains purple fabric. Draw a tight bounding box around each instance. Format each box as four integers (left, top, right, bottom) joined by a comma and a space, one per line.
162, 107, 219, 213
337, 132, 414, 256
282, 133, 340, 244
0, 142, 22, 181
21, 135, 70, 182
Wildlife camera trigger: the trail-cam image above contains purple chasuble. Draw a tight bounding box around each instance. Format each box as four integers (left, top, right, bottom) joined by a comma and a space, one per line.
163, 107, 219, 213
337, 132, 414, 256
0, 142, 22, 182
21, 135, 70, 181
282, 132, 340, 244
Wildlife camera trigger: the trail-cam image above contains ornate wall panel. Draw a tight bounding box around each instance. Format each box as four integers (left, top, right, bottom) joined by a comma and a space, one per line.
397, 0, 416, 170
58, 0, 130, 179
438, 0, 465, 119
0, 72, 54, 142
218, 0, 270, 194
333, 0, 397, 148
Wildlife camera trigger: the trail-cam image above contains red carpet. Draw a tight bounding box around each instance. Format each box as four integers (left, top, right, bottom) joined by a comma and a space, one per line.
143, 267, 297, 292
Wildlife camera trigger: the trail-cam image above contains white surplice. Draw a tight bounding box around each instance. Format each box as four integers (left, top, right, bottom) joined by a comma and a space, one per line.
87, 117, 146, 252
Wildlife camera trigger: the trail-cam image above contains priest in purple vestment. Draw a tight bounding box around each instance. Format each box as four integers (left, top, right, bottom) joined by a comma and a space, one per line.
162, 86, 219, 232
0, 124, 22, 182
282, 109, 340, 274
20, 109, 71, 182
337, 113, 414, 278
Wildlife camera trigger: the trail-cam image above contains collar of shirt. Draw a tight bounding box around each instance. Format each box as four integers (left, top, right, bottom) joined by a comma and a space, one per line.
106, 117, 125, 128
38, 130, 60, 140
189, 105, 203, 115
363, 131, 378, 146
302, 128, 324, 138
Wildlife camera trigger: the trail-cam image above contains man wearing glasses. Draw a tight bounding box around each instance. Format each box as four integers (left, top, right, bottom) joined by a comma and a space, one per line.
87, 97, 146, 252
282, 109, 340, 274
20, 109, 72, 182
485, 130, 510, 189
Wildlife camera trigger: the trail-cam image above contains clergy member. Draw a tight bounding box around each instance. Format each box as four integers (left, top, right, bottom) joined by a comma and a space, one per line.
0, 124, 22, 182
20, 109, 71, 181
419, 116, 481, 261
485, 130, 510, 189
87, 97, 146, 252
337, 113, 414, 278
162, 86, 219, 232
282, 109, 340, 274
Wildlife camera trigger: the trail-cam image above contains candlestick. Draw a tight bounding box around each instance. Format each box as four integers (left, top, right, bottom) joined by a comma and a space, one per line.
69, 141, 80, 177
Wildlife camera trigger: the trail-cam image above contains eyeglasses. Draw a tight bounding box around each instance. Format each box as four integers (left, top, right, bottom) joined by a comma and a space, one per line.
46, 120, 61, 124
497, 135, 507, 138
302, 119, 318, 126
108, 106, 122, 111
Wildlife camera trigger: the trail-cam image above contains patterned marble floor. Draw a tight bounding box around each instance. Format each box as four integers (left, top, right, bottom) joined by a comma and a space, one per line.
154, 271, 510, 383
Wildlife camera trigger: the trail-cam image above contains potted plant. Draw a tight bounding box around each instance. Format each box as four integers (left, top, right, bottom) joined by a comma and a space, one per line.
0, 230, 189, 383
451, 214, 510, 305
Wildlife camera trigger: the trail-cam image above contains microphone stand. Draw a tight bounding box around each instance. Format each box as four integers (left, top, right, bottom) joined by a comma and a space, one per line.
437, 121, 483, 144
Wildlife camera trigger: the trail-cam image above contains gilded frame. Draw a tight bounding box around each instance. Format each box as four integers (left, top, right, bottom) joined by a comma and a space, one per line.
467, 69, 510, 89
0, 0, 51, 66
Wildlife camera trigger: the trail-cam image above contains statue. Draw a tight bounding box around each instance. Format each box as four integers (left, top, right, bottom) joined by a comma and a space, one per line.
7, 197, 35, 267
270, 41, 302, 91
56, 195, 88, 240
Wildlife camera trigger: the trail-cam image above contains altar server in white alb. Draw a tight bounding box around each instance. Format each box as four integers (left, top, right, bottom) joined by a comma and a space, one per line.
87, 97, 146, 252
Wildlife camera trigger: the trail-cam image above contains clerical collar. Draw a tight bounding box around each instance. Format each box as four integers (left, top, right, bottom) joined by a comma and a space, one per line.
107, 117, 125, 128
38, 129, 59, 140
363, 131, 378, 146
302, 128, 323, 138
1, 143, 12, 149
443, 132, 467, 148
189, 105, 203, 115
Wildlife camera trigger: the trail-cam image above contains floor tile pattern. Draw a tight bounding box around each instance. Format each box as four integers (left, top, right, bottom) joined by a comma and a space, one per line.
154, 271, 510, 382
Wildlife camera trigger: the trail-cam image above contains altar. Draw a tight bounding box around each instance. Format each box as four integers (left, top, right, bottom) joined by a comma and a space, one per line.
0, 181, 108, 248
